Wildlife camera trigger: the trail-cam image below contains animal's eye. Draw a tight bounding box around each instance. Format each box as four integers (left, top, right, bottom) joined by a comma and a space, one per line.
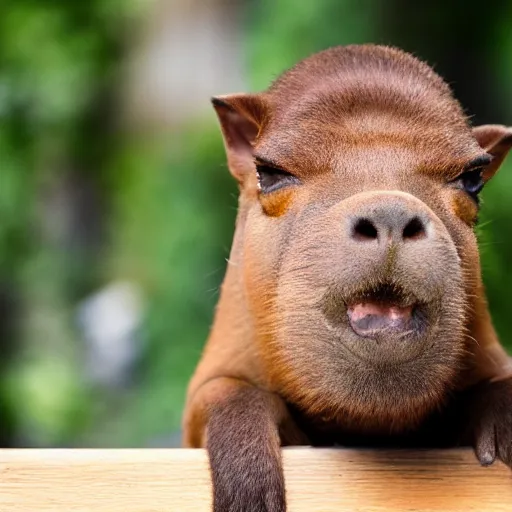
255, 164, 300, 194
453, 168, 485, 202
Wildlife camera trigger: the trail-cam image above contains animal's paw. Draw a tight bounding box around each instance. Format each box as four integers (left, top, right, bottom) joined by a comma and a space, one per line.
209, 446, 286, 512
470, 379, 512, 468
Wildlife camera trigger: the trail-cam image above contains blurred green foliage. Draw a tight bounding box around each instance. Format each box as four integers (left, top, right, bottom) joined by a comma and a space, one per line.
93, 129, 237, 446
0, 0, 141, 446
0, 0, 511, 447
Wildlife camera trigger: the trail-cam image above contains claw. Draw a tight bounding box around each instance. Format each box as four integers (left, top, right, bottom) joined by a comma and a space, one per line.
475, 424, 496, 467
477, 449, 496, 467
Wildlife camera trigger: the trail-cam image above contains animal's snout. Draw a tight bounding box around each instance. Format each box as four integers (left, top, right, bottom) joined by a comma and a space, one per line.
350, 200, 429, 245
324, 191, 453, 342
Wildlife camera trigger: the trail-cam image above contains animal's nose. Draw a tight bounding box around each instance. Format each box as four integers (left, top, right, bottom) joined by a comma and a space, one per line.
350, 202, 429, 244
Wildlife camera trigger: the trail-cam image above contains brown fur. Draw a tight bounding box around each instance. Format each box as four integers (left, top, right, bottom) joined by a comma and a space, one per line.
182, 45, 512, 511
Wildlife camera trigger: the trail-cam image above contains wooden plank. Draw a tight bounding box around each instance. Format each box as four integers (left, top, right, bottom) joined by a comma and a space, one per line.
0, 448, 510, 511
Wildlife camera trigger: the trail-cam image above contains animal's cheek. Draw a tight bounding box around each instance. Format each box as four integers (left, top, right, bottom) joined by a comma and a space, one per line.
242, 205, 292, 318
448, 189, 479, 225
259, 188, 297, 217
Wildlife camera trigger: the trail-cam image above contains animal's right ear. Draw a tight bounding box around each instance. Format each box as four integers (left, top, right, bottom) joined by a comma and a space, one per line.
472, 124, 512, 181
211, 93, 267, 184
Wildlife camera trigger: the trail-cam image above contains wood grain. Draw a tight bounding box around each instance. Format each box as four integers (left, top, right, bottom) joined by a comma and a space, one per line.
0, 448, 510, 511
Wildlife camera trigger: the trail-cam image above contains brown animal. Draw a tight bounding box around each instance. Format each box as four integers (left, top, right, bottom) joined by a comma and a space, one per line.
182, 44, 512, 511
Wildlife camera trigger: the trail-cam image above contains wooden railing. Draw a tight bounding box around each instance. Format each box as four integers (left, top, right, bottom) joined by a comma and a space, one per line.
0, 448, 510, 511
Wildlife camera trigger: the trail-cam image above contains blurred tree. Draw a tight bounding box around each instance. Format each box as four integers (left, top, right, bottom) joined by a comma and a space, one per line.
247, 0, 380, 89
0, 0, 141, 446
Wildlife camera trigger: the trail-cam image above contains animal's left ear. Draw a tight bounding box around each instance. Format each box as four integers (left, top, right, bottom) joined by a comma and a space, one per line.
473, 125, 512, 181
211, 93, 268, 184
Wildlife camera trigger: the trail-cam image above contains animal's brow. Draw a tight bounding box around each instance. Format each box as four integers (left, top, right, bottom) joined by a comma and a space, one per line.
253, 154, 286, 169
464, 153, 493, 170
430, 152, 493, 176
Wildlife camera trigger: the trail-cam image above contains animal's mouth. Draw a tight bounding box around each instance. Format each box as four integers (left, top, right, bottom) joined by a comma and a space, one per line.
345, 284, 426, 339
348, 301, 414, 336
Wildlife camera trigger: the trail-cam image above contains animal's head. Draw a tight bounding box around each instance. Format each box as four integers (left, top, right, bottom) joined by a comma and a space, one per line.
212, 45, 512, 432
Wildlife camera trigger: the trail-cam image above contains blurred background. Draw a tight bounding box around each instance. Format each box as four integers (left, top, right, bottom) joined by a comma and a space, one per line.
0, 0, 511, 448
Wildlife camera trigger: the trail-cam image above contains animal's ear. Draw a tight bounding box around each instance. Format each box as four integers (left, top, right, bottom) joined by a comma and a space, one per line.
472, 124, 512, 181
211, 93, 268, 184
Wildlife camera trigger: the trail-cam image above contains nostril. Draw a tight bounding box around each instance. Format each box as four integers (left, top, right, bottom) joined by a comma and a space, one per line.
352, 218, 378, 241
403, 217, 426, 241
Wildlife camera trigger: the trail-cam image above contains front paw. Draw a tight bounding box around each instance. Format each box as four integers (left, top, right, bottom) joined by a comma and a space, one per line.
470, 379, 512, 468
209, 450, 285, 512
